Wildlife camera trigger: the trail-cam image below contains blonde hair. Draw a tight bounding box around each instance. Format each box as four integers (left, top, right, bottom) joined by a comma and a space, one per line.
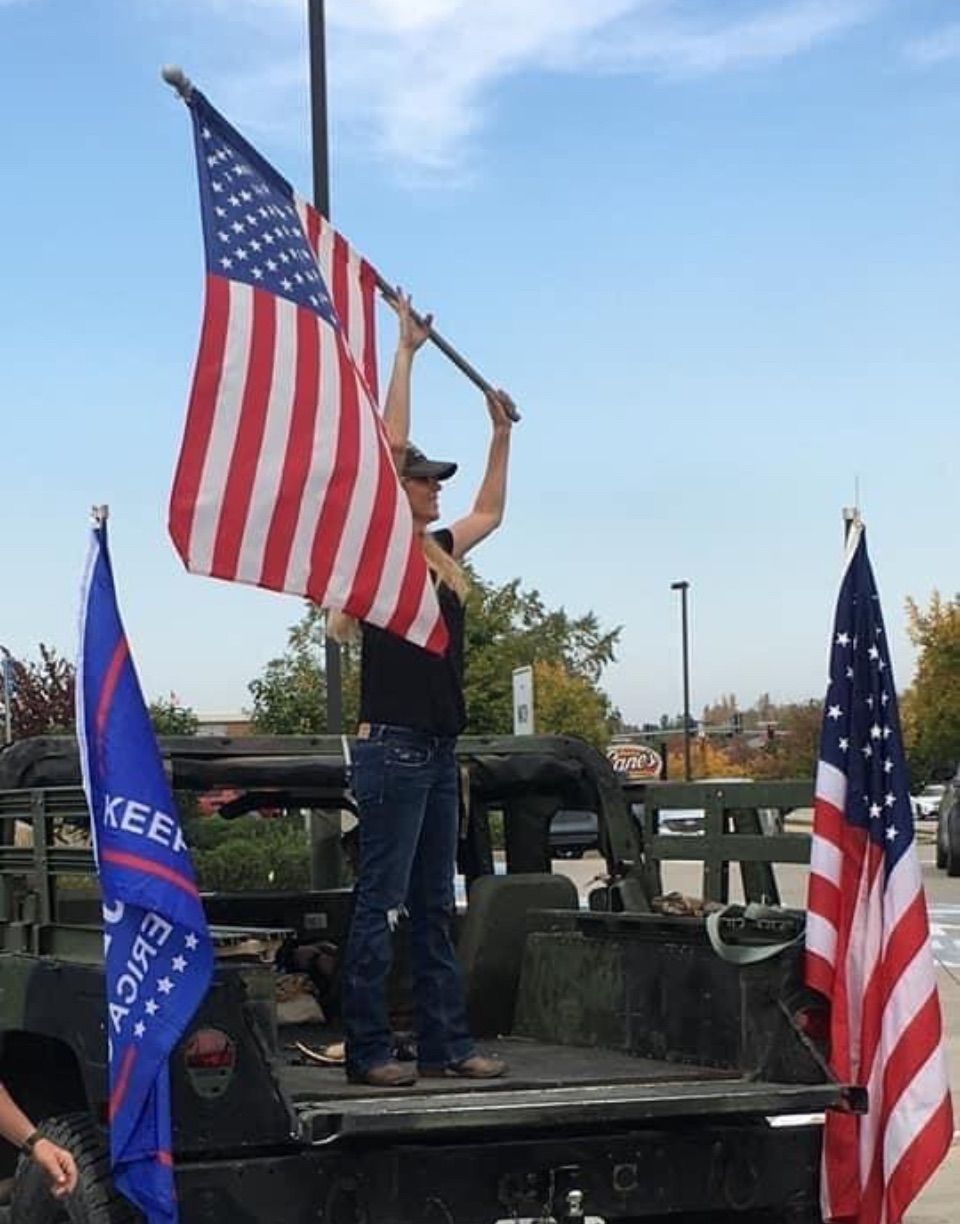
327, 534, 469, 644
423, 533, 470, 601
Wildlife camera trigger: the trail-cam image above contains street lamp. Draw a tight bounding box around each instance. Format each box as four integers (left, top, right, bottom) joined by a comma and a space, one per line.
670, 582, 692, 781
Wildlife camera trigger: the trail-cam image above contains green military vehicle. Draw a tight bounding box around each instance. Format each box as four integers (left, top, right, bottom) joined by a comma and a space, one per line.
0, 733, 855, 1223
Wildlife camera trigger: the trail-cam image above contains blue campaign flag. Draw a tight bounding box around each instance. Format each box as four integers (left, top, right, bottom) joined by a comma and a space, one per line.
76, 514, 213, 1224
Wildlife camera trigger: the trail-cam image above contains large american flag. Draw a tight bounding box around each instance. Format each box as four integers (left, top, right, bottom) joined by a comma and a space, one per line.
169, 92, 447, 653
805, 519, 953, 1224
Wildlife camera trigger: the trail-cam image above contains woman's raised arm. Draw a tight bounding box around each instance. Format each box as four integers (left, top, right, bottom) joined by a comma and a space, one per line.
381, 290, 433, 470
450, 389, 515, 558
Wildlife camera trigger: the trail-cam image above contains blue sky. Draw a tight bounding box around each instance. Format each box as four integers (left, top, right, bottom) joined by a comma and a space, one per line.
0, 0, 957, 726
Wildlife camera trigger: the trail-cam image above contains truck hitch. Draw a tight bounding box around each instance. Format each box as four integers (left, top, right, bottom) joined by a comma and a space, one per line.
493, 1177, 606, 1224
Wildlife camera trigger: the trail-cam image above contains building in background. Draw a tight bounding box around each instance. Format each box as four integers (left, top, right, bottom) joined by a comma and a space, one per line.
195, 713, 253, 738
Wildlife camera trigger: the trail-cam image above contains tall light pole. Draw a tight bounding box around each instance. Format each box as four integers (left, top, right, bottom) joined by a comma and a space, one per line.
670, 581, 692, 781
308, 0, 330, 219
307, 0, 343, 733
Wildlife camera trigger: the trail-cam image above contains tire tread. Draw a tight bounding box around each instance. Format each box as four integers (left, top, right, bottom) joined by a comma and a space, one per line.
10, 1112, 142, 1224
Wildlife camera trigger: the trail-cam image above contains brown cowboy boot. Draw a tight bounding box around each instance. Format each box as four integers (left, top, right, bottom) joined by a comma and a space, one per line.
419, 1053, 507, 1079
347, 1060, 417, 1087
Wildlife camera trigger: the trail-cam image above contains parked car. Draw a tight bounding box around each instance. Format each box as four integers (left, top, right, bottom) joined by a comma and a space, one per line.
935, 773, 960, 876
549, 808, 599, 858
648, 778, 759, 838
913, 783, 946, 821
626, 802, 705, 838
658, 807, 706, 836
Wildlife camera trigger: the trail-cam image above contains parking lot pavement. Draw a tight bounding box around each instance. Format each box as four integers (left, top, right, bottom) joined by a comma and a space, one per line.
553, 845, 960, 1222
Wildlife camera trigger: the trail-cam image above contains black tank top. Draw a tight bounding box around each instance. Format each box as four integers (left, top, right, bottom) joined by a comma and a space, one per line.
358, 530, 466, 736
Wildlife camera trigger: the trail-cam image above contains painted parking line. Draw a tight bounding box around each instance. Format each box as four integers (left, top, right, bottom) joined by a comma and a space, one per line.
928, 905, 960, 969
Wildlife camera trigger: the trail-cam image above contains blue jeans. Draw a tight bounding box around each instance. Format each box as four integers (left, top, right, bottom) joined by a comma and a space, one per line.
342, 725, 475, 1075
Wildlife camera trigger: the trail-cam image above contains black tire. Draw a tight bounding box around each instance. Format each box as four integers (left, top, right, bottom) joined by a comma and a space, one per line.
947, 839, 960, 878
10, 1113, 142, 1224
936, 836, 947, 870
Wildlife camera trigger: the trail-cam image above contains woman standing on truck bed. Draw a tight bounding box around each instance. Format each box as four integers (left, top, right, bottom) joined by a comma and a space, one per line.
330, 293, 514, 1087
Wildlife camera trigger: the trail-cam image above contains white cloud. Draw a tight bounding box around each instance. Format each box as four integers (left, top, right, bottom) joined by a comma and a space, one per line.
904, 22, 960, 66
575, 0, 877, 76
168, 0, 878, 176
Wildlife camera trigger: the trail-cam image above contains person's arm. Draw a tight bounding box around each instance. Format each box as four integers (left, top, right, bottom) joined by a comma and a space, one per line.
382, 290, 433, 470
449, 390, 515, 559
0, 1082, 77, 1198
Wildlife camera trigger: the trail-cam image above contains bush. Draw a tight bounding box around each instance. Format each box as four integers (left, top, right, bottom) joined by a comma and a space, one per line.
185, 812, 310, 892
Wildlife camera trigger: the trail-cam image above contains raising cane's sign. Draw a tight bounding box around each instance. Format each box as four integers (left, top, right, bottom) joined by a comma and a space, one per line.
606, 743, 663, 782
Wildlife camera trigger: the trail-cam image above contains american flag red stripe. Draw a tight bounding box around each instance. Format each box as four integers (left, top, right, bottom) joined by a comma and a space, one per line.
805, 520, 952, 1224
258, 309, 321, 589
169, 275, 229, 564
170, 94, 446, 653
304, 333, 362, 601
212, 287, 276, 578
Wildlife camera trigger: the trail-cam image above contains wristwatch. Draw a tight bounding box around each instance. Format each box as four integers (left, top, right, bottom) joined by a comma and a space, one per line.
20, 1130, 43, 1156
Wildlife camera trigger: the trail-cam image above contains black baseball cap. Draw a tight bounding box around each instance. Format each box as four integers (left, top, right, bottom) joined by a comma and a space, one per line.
402, 443, 457, 482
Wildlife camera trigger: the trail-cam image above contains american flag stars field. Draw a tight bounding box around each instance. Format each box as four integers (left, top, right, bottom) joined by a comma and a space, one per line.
199, 123, 336, 322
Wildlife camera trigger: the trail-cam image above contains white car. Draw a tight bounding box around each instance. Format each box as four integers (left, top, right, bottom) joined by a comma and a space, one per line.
913, 784, 946, 821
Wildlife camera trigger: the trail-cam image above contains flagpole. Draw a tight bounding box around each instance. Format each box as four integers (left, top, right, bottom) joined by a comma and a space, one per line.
160, 64, 519, 423
307, 0, 344, 734
374, 276, 521, 421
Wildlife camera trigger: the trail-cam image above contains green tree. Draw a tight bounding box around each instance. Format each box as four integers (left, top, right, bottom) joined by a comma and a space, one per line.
462, 572, 620, 736
901, 591, 960, 783
248, 603, 360, 733
247, 573, 620, 741
749, 700, 822, 780
185, 814, 310, 891
149, 694, 199, 736
530, 659, 615, 748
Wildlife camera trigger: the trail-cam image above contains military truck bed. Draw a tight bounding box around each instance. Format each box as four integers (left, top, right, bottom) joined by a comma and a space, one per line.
0, 741, 845, 1220
277, 1036, 845, 1142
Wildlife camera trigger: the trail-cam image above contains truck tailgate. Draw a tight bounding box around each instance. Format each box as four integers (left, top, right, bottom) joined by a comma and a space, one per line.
278, 1038, 846, 1142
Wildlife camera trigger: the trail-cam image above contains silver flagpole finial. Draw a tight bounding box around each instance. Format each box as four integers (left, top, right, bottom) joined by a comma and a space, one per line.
90, 505, 109, 527
161, 65, 194, 102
